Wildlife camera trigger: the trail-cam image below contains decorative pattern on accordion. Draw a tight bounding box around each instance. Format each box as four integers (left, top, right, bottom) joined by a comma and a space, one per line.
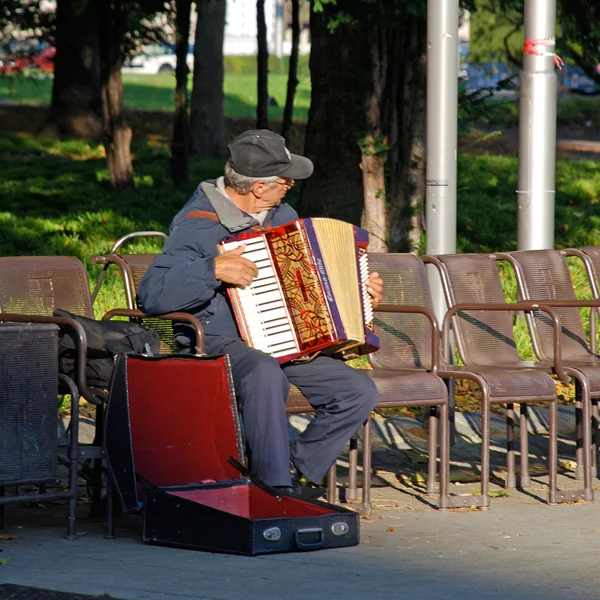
268, 225, 336, 349
219, 218, 380, 363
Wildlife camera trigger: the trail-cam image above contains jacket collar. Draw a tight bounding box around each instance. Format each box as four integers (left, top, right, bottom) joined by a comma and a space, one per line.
201, 178, 265, 233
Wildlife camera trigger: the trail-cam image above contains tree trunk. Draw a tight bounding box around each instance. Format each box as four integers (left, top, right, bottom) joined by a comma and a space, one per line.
300, 4, 426, 250
189, 0, 226, 158
298, 4, 371, 224
256, 0, 269, 129
360, 26, 389, 253
387, 15, 427, 251
99, 0, 134, 190
170, 0, 192, 185
281, 0, 300, 143
47, 0, 102, 139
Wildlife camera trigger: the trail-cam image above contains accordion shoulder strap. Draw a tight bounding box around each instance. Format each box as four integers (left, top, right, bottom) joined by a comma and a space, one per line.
186, 210, 220, 221
186, 209, 270, 232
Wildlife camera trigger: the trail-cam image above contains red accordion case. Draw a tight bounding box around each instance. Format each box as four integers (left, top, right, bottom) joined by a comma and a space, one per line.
104, 353, 359, 555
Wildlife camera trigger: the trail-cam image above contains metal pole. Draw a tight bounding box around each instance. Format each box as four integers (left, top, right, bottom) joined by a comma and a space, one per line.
426, 0, 459, 442
425, 0, 458, 280
517, 0, 557, 250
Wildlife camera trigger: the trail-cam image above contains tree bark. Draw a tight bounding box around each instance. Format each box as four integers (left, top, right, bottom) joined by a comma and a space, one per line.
360, 26, 389, 252
47, 0, 103, 139
256, 0, 269, 129
99, 0, 134, 190
298, 4, 371, 225
300, 3, 426, 250
189, 0, 226, 158
281, 0, 300, 143
387, 15, 427, 251
170, 0, 192, 185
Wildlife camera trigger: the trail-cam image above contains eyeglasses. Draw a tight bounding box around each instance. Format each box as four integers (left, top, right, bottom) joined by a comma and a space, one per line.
272, 178, 295, 191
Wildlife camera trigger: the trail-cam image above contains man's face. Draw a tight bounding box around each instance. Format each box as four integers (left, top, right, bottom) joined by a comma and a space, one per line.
252, 177, 295, 210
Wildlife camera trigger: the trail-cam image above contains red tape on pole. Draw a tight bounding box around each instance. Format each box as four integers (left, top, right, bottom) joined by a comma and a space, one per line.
523, 37, 564, 69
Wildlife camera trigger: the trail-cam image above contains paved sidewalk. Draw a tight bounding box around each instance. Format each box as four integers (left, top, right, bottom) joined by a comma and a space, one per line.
0, 474, 598, 600
1, 405, 599, 600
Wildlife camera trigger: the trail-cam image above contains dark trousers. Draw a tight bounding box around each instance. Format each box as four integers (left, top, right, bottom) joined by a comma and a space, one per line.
207, 337, 379, 487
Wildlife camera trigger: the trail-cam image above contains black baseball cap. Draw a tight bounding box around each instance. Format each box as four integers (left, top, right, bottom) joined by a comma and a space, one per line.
227, 129, 314, 180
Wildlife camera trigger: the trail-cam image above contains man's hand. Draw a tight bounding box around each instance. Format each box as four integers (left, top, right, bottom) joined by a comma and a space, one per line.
215, 245, 259, 287
366, 271, 384, 308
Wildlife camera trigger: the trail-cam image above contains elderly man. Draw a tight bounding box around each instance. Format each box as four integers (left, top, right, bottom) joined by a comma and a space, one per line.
138, 129, 383, 491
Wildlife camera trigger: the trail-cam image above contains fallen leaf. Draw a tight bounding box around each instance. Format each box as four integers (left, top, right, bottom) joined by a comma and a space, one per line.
386, 526, 395, 533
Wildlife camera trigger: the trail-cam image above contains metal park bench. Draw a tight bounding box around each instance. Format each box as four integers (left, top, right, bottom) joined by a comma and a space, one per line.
0, 255, 203, 536
423, 252, 583, 505
497, 248, 600, 487
91, 239, 453, 512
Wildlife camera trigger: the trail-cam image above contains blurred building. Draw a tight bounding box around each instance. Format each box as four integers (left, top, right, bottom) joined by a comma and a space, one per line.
222, 0, 310, 57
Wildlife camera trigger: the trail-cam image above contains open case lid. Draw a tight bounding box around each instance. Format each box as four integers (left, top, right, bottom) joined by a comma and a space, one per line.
104, 353, 245, 513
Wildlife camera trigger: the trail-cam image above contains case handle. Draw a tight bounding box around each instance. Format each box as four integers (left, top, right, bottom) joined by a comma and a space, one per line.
294, 527, 325, 550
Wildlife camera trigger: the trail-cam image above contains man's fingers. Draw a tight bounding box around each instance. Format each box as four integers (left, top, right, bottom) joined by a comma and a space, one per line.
226, 244, 247, 256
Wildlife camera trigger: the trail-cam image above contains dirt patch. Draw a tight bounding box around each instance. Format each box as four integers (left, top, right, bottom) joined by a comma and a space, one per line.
3, 104, 600, 158
0, 104, 308, 153
462, 126, 600, 159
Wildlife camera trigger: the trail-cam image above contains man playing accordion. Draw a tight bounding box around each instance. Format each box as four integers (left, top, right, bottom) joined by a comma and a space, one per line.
138, 129, 383, 492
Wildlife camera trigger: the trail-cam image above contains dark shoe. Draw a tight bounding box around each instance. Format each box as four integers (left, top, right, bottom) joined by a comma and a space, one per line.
272, 483, 303, 497
290, 462, 301, 484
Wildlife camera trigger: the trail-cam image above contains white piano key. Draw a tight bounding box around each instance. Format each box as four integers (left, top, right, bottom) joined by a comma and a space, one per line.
248, 322, 292, 337
263, 323, 292, 334
244, 248, 270, 262
250, 317, 290, 330
241, 302, 285, 317
272, 346, 299, 358
245, 290, 282, 304
249, 282, 280, 293
254, 268, 276, 281
261, 331, 298, 347
242, 307, 288, 323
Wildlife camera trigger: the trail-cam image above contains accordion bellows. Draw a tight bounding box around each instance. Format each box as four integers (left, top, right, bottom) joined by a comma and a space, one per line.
219, 218, 380, 363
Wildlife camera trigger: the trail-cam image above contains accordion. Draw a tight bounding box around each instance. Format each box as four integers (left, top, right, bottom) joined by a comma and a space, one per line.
219, 218, 380, 364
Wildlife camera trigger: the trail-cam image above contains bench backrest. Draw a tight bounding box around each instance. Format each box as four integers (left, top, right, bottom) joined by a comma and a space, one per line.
429, 253, 523, 367
0, 256, 94, 318
368, 253, 435, 371
504, 249, 592, 362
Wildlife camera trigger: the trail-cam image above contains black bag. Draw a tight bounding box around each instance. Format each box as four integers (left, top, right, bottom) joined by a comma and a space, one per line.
54, 309, 161, 388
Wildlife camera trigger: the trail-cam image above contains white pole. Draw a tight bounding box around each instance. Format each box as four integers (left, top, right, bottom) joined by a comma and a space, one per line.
426, 0, 459, 315
517, 0, 558, 250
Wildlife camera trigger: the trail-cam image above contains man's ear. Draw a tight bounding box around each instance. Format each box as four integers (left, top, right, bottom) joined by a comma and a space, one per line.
252, 181, 265, 197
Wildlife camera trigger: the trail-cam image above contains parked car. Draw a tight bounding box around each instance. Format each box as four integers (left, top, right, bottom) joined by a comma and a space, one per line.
0, 42, 55, 73
122, 44, 194, 75
565, 64, 600, 95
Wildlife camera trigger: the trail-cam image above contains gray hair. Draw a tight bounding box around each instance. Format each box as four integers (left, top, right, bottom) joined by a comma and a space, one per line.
224, 160, 279, 194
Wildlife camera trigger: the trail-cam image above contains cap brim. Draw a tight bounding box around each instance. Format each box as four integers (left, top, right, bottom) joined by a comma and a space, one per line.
281, 154, 314, 180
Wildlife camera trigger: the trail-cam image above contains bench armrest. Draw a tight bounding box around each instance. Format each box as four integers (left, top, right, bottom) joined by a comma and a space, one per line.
101, 308, 205, 355
0, 313, 104, 405
443, 301, 569, 383
369, 303, 441, 376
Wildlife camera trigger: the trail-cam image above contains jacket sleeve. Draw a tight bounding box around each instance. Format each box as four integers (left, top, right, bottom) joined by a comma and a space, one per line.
137, 221, 221, 315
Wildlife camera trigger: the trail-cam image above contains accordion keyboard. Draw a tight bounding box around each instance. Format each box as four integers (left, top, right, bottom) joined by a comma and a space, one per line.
221, 236, 299, 358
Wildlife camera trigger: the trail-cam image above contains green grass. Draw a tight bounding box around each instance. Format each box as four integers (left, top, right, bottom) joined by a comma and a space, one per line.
5, 71, 600, 130
1, 130, 600, 339
462, 95, 600, 131
457, 153, 600, 253
0, 71, 312, 122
